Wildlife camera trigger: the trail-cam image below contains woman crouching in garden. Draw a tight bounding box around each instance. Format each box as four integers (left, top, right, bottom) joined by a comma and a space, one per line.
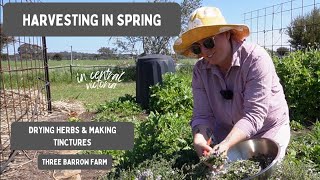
173, 6, 291, 170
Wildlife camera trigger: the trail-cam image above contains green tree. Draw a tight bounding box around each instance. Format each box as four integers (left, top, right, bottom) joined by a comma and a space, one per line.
93, 54, 100, 60
18, 43, 42, 59
114, 0, 202, 55
287, 8, 320, 50
97, 47, 116, 59
52, 53, 62, 61
276, 47, 290, 56
0, 24, 14, 50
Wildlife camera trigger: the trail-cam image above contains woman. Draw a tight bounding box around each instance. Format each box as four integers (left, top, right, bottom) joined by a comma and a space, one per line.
173, 6, 290, 166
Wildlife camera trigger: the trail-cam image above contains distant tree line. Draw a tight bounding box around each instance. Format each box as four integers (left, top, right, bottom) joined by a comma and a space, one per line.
47, 49, 135, 61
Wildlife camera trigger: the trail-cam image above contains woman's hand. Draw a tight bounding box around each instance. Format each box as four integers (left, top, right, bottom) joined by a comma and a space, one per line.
203, 141, 229, 172
193, 133, 213, 157
212, 141, 230, 157
194, 133, 216, 170
192, 125, 215, 169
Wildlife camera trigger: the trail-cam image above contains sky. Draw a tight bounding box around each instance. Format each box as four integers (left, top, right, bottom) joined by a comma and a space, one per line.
2, 0, 320, 54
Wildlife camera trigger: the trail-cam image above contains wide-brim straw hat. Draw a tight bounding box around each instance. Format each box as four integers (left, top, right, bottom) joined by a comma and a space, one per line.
173, 7, 250, 57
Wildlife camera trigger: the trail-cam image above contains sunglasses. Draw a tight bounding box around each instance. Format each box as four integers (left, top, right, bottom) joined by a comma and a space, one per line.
191, 37, 215, 55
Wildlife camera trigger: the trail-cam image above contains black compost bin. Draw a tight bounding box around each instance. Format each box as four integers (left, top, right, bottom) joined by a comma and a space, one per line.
136, 54, 175, 109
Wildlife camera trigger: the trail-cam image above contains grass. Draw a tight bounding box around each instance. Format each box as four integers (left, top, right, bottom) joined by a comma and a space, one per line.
50, 81, 136, 107
1, 59, 136, 70
1, 65, 136, 89
1, 59, 44, 71
49, 59, 136, 67
1, 58, 194, 108
1, 58, 198, 70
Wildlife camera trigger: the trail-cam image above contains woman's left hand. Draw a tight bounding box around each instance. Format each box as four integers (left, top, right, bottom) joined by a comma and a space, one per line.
212, 140, 230, 156
211, 127, 247, 171
213, 127, 247, 156
210, 141, 230, 171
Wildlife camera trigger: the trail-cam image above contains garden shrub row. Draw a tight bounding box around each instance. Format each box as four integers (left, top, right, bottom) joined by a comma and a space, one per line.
110, 73, 195, 169
274, 49, 320, 124
91, 72, 202, 178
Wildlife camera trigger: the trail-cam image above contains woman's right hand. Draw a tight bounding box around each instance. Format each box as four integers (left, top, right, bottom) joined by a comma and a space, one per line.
193, 133, 216, 170
193, 133, 213, 158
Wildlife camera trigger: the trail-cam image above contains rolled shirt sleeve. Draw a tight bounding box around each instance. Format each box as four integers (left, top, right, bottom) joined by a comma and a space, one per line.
234, 49, 273, 137
190, 62, 215, 129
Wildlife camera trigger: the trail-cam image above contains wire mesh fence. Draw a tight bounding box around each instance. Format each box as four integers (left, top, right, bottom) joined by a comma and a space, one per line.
0, 0, 51, 173
243, 0, 320, 55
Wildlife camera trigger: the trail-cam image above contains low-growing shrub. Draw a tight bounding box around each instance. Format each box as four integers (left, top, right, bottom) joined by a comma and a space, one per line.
106, 155, 186, 180
270, 155, 320, 179
273, 49, 320, 124
117, 111, 193, 170
290, 120, 304, 131
286, 121, 320, 171
87, 94, 144, 166
149, 73, 193, 114
95, 94, 143, 121
148, 111, 193, 155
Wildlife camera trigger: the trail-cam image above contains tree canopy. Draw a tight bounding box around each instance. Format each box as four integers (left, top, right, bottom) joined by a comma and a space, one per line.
276, 47, 290, 56
0, 24, 14, 50
287, 8, 320, 50
98, 47, 117, 58
18, 43, 42, 55
18, 43, 42, 59
52, 53, 62, 60
114, 0, 202, 55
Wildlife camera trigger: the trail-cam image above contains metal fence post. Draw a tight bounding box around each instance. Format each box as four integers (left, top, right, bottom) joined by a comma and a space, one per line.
42, 36, 52, 113
70, 64, 73, 81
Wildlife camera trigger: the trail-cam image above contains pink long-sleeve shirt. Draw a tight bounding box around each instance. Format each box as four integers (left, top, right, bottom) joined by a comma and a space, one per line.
191, 40, 290, 144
